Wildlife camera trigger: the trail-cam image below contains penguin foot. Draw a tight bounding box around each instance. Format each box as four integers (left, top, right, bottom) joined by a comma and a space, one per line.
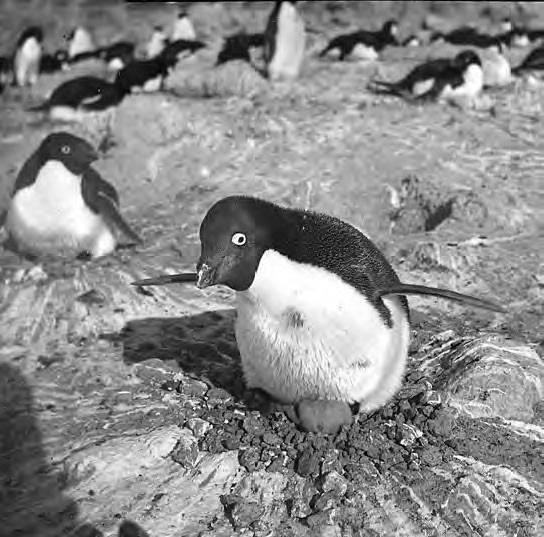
295, 399, 353, 434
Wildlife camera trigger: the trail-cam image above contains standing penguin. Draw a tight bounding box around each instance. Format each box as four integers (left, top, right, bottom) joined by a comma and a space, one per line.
133, 196, 504, 433
5, 132, 141, 259
171, 12, 197, 42
264, 1, 306, 81
146, 26, 168, 59
13, 26, 43, 87
67, 26, 96, 59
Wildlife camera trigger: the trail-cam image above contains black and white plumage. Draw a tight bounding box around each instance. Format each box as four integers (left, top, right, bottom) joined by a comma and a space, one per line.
13, 26, 43, 86
0, 56, 12, 91
370, 50, 483, 104
5, 132, 141, 259
512, 45, 544, 74
132, 196, 503, 432
319, 20, 399, 61
29, 76, 127, 121
171, 11, 197, 42
40, 49, 68, 74
99, 41, 136, 71
159, 38, 206, 66
146, 26, 168, 59
216, 32, 264, 66
264, 0, 306, 80
67, 26, 96, 59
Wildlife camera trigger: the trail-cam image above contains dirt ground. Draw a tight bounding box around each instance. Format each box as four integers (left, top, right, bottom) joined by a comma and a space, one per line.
0, 2, 543, 536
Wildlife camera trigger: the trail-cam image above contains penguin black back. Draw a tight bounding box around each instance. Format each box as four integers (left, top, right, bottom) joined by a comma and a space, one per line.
16, 26, 43, 47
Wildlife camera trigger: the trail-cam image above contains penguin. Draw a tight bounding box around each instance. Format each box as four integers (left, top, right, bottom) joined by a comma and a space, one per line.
99, 41, 135, 71
171, 11, 197, 42
40, 49, 69, 74
431, 27, 505, 49
160, 38, 206, 67
0, 56, 12, 91
29, 76, 127, 122
371, 50, 483, 105
479, 40, 512, 87
264, 1, 306, 81
216, 32, 264, 66
504, 28, 530, 48
146, 26, 168, 59
5, 132, 141, 260
319, 20, 399, 61
13, 26, 43, 87
512, 45, 544, 74
132, 196, 504, 432
401, 35, 421, 48
67, 26, 96, 59
114, 52, 179, 94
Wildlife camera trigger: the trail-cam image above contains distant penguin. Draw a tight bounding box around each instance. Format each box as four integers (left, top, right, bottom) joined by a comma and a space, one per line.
216, 32, 265, 66
0, 56, 12, 90
264, 1, 306, 81
402, 34, 421, 47
115, 52, 179, 93
480, 40, 511, 87
512, 45, 544, 74
171, 11, 196, 42
13, 26, 43, 87
371, 50, 483, 105
132, 196, 503, 432
40, 49, 68, 74
67, 26, 95, 59
320, 20, 399, 61
146, 26, 168, 59
5, 132, 141, 259
100, 41, 135, 71
160, 38, 206, 66
29, 76, 127, 122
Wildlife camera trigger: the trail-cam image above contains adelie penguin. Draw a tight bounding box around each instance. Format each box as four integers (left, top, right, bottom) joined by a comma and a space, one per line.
370, 50, 483, 105
216, 32, 265, 66
29, 76, 128, 122
13, 26, 43, 87
146, 26, 168, 59
66, 26, 96, 60
171, 11, 197, 42
512, 45, 544, 75
320, 20, 399, 61
5, 132, 141, 260
132, 196, 504, 433
264, 0, 306, 81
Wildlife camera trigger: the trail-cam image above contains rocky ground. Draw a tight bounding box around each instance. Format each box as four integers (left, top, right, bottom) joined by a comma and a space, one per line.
0, 1, 543, 536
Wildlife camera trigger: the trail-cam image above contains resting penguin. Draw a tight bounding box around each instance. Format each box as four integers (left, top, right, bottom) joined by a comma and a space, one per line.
29, 76, 128, 122
132, 196, 504, 433
5, 132, 141, 259
264, 0, 306, 81
13, 26, 43, 87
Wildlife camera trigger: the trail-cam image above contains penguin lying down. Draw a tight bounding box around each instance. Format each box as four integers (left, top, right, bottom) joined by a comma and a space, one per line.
5, 132, 141, 260
133, 196, 504, 434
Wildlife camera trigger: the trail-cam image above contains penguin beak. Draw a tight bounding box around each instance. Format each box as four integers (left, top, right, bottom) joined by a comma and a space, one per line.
196, 263, 216, 289
131, 272, 197, 287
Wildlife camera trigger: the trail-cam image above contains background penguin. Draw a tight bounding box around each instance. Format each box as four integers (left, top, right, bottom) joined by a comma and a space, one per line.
5, 132, 141, 259
171, 11, 197, 42
99, 41, 135, 71
146, 26, 168, 59
132, 196, 503, 433
479, 40, 512, 87
29, 76, 128, 122
319, 20, 398, 61
512, 45, 544, 75
13, 26, 43, 87
216, 32, 265, 66
264, 1, 306, 81
160, 38, 206, 66
67, 26, 96, 60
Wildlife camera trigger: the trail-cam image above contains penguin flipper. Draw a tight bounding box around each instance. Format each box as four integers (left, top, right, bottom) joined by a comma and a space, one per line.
376, 283, 505, 313
82, 168, 142, 244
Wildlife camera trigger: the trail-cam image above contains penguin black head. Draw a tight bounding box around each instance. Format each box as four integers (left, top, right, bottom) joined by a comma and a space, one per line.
382, 20, 398, 37
37, 132, 98, 175
17, 26, 43, 46
453, 50, 482, 69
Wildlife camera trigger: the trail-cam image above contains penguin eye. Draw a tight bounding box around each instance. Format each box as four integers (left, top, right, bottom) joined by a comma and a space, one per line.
61, 145, 71, 154
231, 232, 247, 246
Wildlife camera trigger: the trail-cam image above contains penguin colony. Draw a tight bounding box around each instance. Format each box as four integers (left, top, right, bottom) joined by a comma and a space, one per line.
1, 2, 538, 434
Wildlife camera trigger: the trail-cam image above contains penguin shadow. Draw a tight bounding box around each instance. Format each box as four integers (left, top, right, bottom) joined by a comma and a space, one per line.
120, 308, 247, 400
0, 363, 102, 537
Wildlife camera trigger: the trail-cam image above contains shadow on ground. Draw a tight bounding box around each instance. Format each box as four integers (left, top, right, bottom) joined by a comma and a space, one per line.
120, 309, 247, 400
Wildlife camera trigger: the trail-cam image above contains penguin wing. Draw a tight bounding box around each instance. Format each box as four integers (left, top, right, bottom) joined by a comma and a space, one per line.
11, 151, 42, 194
81, 167, 142, 244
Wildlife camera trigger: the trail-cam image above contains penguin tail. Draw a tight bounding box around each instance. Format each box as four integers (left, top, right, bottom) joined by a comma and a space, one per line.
376, 283, 505, 313
367, 80, 408, 98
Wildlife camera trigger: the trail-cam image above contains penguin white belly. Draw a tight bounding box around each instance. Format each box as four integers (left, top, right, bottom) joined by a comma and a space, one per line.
6, 161, 115, 258
15, 38, 41, 86
235, 250, 410, 409
482, 54, 511, 87
267, 2, 306, 80
146, 35, 166, 59
172, 20, 196, 42
351, 43, 378, 61
69, 30, 94, 58
412, 77, 435, 96
442, 64, 483, 100
142, 75, 163, 92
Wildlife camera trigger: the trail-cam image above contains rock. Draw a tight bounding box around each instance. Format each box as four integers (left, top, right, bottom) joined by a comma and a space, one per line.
239, 447, 260, 472
179, 378, 209, 398
133, 359, 178, 385
206, 387, 233, 405
296, 400, 352, 434
242, 413, 266, 435
221, 494, 264, 530
171, 429, 198, 468
186, 418, 212, 438
296, 449, 320, 477
320, 471, 347, 497
288, 479, 316, 519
